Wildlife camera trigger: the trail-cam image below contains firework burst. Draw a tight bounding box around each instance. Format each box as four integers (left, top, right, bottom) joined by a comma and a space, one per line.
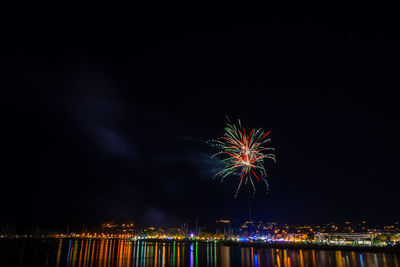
212, 118, 276, 197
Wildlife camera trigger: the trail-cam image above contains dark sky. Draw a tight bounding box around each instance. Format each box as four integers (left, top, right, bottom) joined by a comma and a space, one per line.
3, 8, 400, 230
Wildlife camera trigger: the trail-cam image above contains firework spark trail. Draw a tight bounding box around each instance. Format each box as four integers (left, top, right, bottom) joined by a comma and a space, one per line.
212, 119, 276, 197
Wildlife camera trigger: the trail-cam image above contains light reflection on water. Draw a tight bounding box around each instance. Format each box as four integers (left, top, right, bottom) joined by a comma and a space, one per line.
0, 238, 399, 266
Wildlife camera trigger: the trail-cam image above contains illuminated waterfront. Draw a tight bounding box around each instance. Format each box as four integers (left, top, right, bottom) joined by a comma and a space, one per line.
1, 238, 399, 266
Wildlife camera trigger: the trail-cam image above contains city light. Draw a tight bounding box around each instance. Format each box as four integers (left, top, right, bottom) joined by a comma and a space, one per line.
3, 220, 398, 248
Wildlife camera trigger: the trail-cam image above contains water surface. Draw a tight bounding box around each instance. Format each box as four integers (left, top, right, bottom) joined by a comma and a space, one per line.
0, 238, 399, 266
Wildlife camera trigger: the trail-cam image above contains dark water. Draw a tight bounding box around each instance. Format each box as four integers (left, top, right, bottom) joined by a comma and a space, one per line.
0, 238, 399, 266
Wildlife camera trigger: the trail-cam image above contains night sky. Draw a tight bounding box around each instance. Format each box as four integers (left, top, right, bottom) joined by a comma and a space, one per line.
3, 9, 400, 230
